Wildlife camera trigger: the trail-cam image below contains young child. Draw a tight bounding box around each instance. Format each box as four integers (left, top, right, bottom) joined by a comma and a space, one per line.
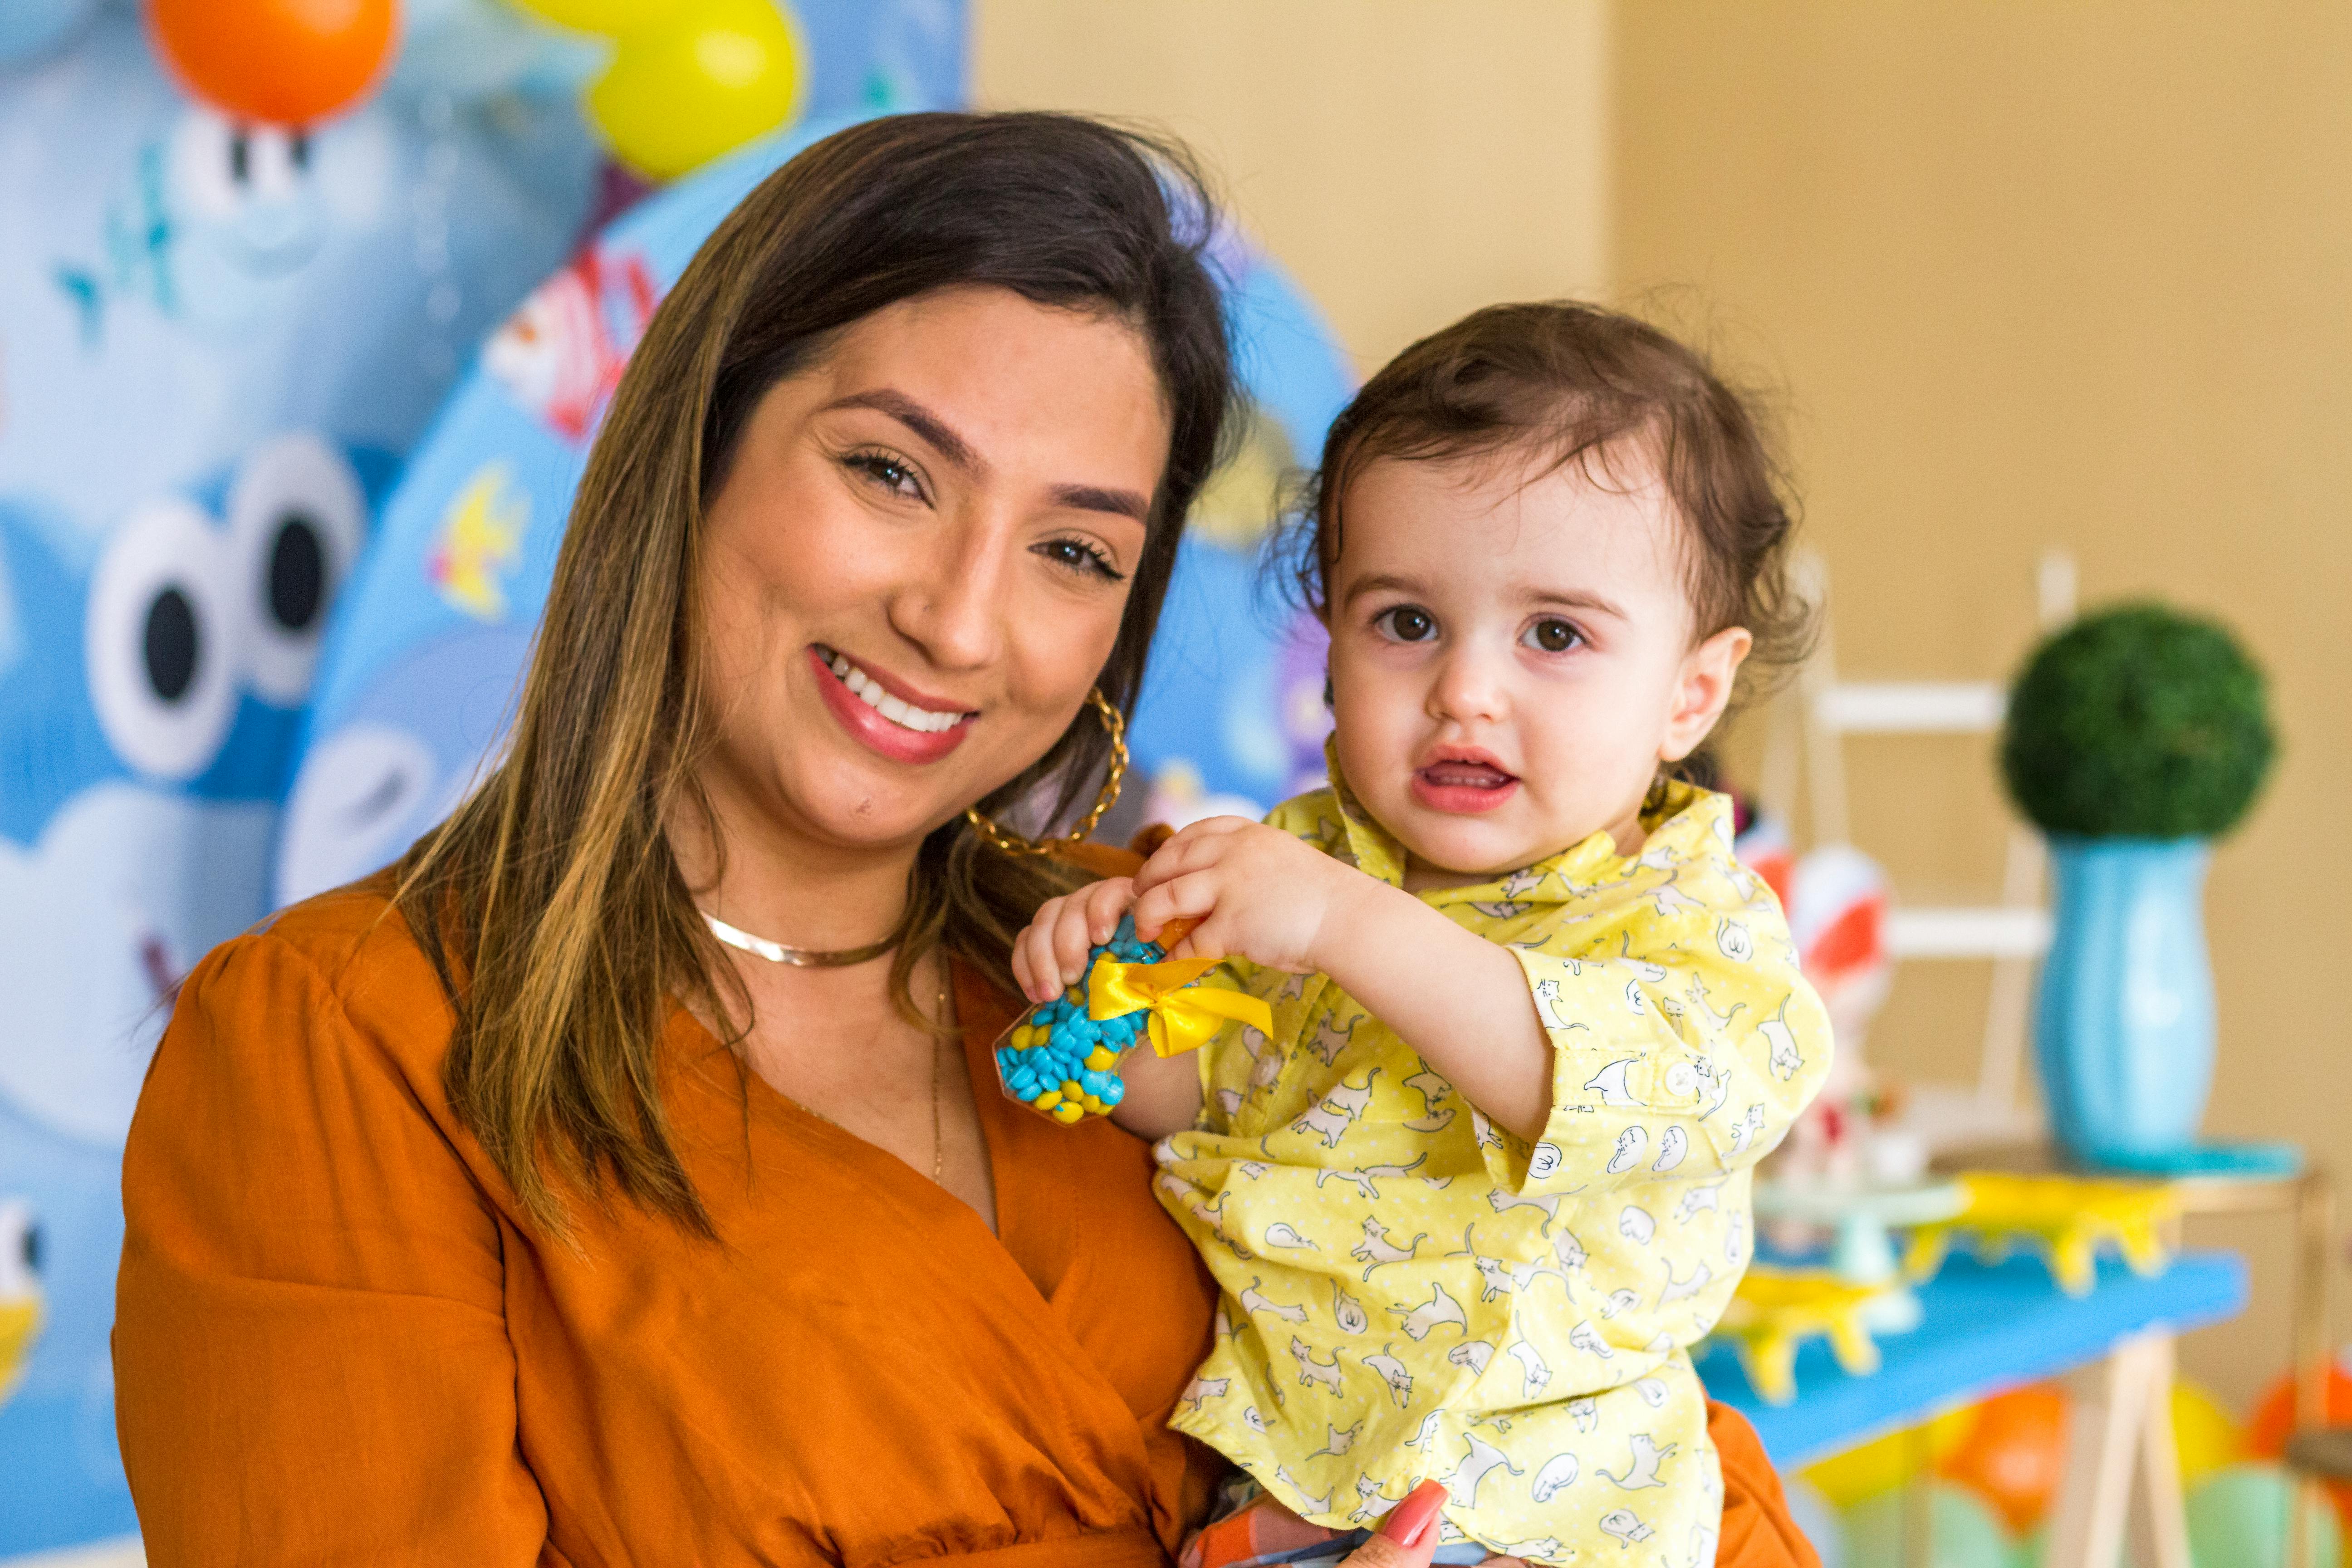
1013, 302, 1832, 1568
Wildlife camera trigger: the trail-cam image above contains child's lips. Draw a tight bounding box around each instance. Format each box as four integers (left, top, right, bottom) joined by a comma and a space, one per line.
1420, 760, 1516, 789
1411, 760, 1520, 814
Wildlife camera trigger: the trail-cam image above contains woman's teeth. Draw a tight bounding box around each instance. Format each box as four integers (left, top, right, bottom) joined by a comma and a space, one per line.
821, 648, 967, 734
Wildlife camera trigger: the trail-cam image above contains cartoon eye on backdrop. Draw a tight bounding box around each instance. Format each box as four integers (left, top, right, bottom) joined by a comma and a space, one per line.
85, 499, 240, 783
167, 111, 327, 274
229, 434, 368, 703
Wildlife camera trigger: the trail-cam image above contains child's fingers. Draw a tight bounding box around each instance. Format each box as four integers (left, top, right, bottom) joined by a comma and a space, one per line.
1014, 903, 1062, 1002
1134, 822, 1242, 893
1081, 876, 1136, 944
1131, 871, 1218, 947
1051, 898, 1100, 990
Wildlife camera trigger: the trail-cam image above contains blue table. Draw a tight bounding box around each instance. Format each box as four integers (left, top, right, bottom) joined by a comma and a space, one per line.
1698, 1250, 2249, 1467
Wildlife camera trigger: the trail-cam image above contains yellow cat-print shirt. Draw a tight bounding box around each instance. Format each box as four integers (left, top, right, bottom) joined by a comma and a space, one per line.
1155, 772, 1831, 1568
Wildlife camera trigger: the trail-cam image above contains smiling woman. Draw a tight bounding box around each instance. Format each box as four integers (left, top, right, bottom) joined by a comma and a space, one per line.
111, 113, 1253, 1566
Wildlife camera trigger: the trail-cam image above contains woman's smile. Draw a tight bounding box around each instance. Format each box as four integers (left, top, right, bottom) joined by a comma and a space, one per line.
808, 643, 976, 764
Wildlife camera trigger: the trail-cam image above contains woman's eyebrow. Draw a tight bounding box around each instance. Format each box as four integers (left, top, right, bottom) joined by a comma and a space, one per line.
1054, 484, 1150, 522
822, 388, 1149, 521
823, 388, 981, 471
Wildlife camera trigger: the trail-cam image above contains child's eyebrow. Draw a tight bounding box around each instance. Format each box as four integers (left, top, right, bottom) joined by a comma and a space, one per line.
1336, 571, 1425, 608
1523, 586, 1630, 621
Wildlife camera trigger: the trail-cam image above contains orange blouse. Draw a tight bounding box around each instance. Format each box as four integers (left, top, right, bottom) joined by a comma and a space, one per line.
113, 874, 1818, 1568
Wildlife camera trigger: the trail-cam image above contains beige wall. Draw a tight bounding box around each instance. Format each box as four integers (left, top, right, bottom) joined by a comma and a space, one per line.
975, 0, 1613, 375
977, 1, 2348, 1411
1615, 3, 2352, 1408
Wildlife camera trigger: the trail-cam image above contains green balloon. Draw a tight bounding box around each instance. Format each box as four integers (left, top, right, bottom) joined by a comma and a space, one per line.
1845, 1484, 2018, 1568
2188, 1464, 2342, 1568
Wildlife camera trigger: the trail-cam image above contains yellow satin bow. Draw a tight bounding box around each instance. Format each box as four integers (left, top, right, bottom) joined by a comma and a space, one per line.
1088, 959, 1274, 1058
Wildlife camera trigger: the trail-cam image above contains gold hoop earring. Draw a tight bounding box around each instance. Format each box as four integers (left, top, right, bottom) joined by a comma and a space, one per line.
964, 688, 1127, 857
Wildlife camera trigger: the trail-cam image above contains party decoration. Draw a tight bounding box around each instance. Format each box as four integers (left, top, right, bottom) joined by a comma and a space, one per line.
2174, 1377, 2248, 1489
1903, 1174, 2175, 1297
510, 0, 804, 181
1843, 1482, 2017, 1568
2004, 604, 2283, 1172
2249, 1361, 2352, 1527
1936, 1383, 2069, 1534
147, 0, 397, 126
1802, 1408, 1983, 1509
0, 0, 102, 67
0, 7, 607, 1553
992, 916, 1270, 1123
510, 0, 673, 29
0, 1199, 39, 1407
1784, 1478, 1850, 1568
588, 0, 801, 180
1713, 1267, 1894, 1405
2186, 1463, 2343, 1568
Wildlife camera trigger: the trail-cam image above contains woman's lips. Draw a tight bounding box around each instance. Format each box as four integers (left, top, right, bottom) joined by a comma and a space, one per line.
1410, 759, 1520, 815
808, 645, 974, 764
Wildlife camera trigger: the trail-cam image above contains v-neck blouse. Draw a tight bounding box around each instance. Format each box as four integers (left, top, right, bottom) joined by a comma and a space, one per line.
115, 873, 1225, 1568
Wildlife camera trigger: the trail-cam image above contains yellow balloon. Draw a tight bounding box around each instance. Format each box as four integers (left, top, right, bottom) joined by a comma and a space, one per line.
1801, 1406, 1981, 1509
2173, 1379, 2246, 1488
588, 0, 801, 181
505, 0, 676, 36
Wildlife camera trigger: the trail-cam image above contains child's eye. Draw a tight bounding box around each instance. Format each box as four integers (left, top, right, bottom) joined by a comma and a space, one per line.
1377, 606, 1437, 643
1523, 617, 1583, 654
843, 451, 925, 500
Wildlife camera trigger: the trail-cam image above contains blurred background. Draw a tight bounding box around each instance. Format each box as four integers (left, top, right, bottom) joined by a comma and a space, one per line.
4, 1, 2347, 1563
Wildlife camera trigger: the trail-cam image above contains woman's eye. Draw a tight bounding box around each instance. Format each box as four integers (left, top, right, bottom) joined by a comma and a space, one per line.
1377, 606, 1437, 643
1035, 537, 1122, 582
845, 452, 924, 500
1524, 617, 1583, 654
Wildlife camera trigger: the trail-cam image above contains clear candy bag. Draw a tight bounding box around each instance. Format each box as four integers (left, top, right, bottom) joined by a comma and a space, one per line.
992, 914, 1271, 1124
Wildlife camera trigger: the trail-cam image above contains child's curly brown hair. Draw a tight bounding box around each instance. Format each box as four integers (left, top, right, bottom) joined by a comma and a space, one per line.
1287, 301, 1811, 708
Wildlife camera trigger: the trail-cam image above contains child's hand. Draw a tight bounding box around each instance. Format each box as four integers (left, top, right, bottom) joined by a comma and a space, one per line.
1130, 817, 1370, 974
1012, 876, 1137, 1004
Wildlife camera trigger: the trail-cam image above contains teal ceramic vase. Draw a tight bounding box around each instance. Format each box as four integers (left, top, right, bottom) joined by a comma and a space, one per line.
2035, 836, 2215, 1165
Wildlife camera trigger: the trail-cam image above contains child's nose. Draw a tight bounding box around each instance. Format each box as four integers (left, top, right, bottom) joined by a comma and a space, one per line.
1427, 644, 1509, 723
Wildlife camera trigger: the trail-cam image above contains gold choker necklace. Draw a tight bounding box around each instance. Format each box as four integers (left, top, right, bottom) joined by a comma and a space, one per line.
702, 911, 899, 968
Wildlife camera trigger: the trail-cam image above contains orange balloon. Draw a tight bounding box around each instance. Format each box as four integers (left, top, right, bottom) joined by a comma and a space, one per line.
1938, 1382, 2072, 1534
2250, 1363, 2352, 1530
147, 0, 394, 126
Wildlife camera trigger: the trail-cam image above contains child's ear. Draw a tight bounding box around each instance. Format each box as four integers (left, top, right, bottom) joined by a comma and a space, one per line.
1659, 626, 1753, 763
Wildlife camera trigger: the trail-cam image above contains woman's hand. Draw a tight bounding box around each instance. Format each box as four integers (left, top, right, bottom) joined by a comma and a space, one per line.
1013, 876, 1137, 1003
1342, 1481, 1528, 1568
1129, 818, 1372, 974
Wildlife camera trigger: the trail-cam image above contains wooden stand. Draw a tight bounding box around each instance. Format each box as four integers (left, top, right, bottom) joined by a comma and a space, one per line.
1921, 1150, 2333, 1568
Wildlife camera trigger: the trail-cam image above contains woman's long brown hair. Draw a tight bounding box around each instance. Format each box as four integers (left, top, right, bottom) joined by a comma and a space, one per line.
394, 114, 1235, 1240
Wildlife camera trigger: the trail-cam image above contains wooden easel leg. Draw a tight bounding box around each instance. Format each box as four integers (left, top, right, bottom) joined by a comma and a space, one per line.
2138, 1336, 2190, 1568
2048, 1332, 2169, 1568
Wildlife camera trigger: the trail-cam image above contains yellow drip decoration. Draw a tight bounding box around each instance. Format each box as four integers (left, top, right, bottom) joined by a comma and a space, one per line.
1903, 1172, 2177, 1297
1714, 1267, 1892, 1405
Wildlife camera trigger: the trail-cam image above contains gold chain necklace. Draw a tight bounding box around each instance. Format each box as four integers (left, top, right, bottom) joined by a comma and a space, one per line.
707, 908, 948, 1185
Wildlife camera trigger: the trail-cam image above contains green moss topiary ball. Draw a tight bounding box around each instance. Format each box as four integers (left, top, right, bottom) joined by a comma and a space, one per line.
2001, 603, 2276, 840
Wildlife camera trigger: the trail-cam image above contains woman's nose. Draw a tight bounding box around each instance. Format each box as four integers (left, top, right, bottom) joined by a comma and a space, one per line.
888, 512, 1010, 671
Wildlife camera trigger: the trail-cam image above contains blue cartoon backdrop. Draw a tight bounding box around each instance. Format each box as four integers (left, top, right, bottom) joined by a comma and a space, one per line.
0, 2, 969, 1556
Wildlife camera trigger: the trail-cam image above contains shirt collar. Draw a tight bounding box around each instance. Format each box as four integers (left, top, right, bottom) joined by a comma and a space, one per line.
1318, 737, 1726, 904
